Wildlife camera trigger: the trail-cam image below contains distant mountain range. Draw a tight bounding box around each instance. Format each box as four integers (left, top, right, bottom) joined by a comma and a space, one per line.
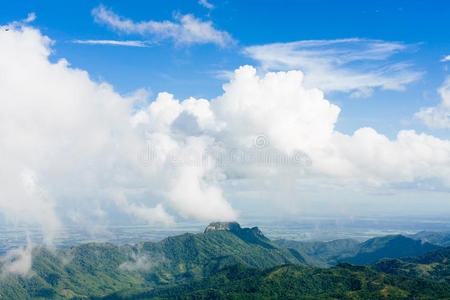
275, 234, 441, 266
0, 222, 449, 299
341, 234, 440, 265
274, 238, 361, 266
407, 231, 450, 247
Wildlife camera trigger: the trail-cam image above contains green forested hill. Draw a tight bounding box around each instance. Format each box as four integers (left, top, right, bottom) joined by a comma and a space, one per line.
408, 231, 450, 247
274, 238, 360, 265
0, 245, 146, 299
343, 235, 441, 265
277, 235, 442, 266
372, 246, 450, 283
0, 224, 449, 299
104, 263, 450, 300
0, 223, 312, 299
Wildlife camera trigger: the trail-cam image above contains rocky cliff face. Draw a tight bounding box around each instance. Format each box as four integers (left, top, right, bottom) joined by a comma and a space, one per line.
204, 222, 275, 249
204, 221, 242, 233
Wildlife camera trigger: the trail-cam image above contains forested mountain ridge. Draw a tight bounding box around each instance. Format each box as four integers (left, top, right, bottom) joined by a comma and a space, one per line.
274, 238, 360, 265
0, 223, 449, 299
276, 234, 442, 266
372, 246, 450, 283
0, 222, 312, 299
408, 231, 450, 247
343, 234, 441, 265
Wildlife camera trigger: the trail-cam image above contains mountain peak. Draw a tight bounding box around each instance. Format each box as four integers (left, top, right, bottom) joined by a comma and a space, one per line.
204, 221, 241, 233
204, 221, 275, 249
204, 222, 264, 236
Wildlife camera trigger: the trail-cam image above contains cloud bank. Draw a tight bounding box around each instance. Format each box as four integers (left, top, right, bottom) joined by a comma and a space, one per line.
0, 24, 172, 234
0, 22, 236, 243
92, 5, 233, 46
244, 39, 422, 97
1, 22, 450, 274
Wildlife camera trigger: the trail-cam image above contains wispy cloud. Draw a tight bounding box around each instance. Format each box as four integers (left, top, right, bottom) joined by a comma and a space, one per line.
441, 55, 450, 62
23, 12, 36, 23
73, 39, 150, 47
199, 0, 214, 9
213, 69, 235, 80
1, 237, 33, 276
3, 12, 36, 30
244, 38, 422, 97
91, 5, 234, 47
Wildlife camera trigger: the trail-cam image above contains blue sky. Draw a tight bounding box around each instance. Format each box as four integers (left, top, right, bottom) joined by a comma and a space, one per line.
1, 1, 450, 230
2, 0, 450, 139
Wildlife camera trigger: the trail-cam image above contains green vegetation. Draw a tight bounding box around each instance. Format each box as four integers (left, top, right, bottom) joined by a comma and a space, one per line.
0, 245, 147, 299
408, 231, 450, 247
343, 235, 441, 265
277, 235, 442, 266
274, 238, 360, 266
0, 223, 449, 299
0, 223, 311, 299
372, 246, 450, 283
104, 263, 450, 299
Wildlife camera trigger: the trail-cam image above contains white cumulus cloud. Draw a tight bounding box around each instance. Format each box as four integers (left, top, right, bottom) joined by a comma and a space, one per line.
0, 21, 238, 249
415, 77, 450, 129
0, 23, 189, 241
209, 66, 450, 186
